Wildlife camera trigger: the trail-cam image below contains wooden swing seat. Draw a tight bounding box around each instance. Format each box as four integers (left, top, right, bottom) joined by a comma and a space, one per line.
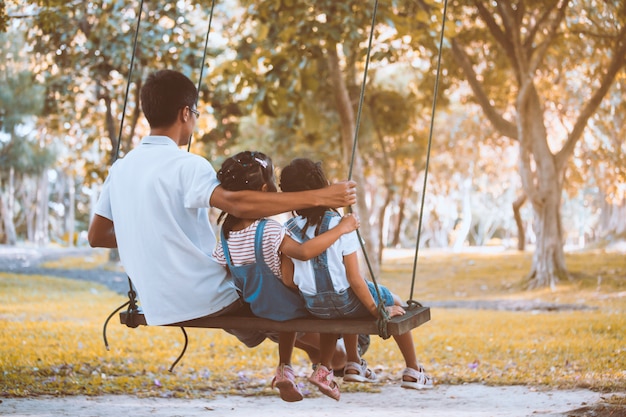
119, 304, 430, 336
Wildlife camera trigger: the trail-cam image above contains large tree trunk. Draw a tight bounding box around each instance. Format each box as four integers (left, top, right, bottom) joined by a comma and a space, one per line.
518, 89, 568, 289
326, 43, 380, 275
527, 186, 568, 290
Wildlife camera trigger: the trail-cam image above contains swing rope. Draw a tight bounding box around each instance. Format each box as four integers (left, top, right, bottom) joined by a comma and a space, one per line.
187, 0, 216, 152
345, 0, 392, 338
346, 0, 449, 338
114, 0, 144, 163
102, 0, 145, 354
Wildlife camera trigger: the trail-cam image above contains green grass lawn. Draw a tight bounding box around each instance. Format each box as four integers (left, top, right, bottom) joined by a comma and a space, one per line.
1, 248, 624, 398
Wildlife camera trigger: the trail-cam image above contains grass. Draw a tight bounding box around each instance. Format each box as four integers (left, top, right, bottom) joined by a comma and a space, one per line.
1, 248, 624, 398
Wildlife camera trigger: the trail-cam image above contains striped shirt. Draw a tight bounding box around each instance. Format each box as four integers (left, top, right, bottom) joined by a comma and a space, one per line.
213, 218, 285, 278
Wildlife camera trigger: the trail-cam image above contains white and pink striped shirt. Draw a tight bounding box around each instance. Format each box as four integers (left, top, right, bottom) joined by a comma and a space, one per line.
213, 218, 286, 279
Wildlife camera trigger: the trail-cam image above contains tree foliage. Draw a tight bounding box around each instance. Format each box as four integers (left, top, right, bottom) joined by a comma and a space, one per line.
0, 0, 624, 286
200, 0, 446, 270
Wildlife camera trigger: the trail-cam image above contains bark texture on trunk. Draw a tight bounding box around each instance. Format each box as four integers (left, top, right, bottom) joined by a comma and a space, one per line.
517, 88, 567, 289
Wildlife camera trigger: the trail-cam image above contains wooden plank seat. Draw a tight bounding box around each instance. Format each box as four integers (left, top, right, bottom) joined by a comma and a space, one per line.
120, 304, 431, 337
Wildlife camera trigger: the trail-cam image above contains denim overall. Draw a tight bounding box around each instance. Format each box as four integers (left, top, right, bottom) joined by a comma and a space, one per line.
285, 211, 366, 319
221, 219, 309, 321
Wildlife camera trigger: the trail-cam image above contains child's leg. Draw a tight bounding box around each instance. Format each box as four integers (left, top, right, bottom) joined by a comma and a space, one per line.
393, 331, 419, 370
394, 331, 434, 390
319, 333, 339, 369
273, 332, 303, 402
343, 334, 361, 363
308, 333, 341, 401
278, 332, 296, 366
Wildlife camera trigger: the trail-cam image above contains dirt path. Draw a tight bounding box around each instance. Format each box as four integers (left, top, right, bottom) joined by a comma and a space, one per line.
0, 384, 607, 417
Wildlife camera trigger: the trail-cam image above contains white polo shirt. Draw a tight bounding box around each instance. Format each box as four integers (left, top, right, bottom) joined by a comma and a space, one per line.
94, 136, 239, 325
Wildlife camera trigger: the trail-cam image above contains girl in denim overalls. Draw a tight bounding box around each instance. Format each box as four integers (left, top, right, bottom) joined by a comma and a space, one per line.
280, 158, 434, 390
212, 151, 359, 401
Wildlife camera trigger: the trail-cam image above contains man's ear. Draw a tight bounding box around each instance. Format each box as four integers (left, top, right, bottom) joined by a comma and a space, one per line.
180, 107, 189, 123
261, 183, 268, 192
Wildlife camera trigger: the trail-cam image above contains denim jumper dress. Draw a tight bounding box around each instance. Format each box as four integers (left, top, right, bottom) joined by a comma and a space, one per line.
285, 211, 367, 319
221, 219, 309, 321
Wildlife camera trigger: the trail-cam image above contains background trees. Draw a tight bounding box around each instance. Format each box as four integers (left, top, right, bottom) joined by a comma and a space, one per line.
0, 29, 55, 245
0, 0, 624, 289
447, 0, 626, 288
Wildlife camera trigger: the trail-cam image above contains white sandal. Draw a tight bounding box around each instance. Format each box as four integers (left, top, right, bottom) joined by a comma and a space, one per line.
401, 366, 434, 390
343, 359, 378, 383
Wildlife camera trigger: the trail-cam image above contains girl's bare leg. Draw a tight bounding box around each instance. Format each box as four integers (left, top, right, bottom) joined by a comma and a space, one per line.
343, 334, 361, 363
319, 333, 340, 369
278, 332, 296, 366
393, 331, 419, 370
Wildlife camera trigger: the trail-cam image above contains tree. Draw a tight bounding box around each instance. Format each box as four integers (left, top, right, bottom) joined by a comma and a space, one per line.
0, 28, 55, 245
576, 74, 626, 241
447, 0, 626, 288
7, 0, 219, 248
20, 0, 211, 169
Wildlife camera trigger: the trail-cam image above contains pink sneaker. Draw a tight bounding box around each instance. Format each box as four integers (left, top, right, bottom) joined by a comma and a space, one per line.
272, 364, 303, 402
308, 364, 340, 401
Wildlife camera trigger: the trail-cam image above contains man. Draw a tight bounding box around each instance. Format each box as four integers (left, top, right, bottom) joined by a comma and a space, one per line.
88, 70, 356, 358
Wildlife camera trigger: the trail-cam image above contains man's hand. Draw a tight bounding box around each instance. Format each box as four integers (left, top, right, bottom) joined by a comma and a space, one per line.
325, 180, 357, 208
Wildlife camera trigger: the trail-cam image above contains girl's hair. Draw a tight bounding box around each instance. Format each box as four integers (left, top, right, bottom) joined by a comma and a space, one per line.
279, 158, 337, 237
217, 151, 276, 238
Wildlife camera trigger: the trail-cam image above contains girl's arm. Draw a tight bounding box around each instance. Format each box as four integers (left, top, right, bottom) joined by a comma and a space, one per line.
280, 213, 359, 261
344, 252, 406, 319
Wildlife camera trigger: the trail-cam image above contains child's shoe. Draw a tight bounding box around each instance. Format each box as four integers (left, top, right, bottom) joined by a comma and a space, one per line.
401, 366, 434, 390
343, 359, 378, 383
272, 364, 303, 402
308, 364, 340, 400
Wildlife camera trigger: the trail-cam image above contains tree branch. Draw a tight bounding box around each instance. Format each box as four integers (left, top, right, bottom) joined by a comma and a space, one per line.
527, 1, 568, 76
495, 1, 527, 79
556, 24, 626, 168
522, 3, 557, 51
450, 39, 518, 139
474, 0, 520, 81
